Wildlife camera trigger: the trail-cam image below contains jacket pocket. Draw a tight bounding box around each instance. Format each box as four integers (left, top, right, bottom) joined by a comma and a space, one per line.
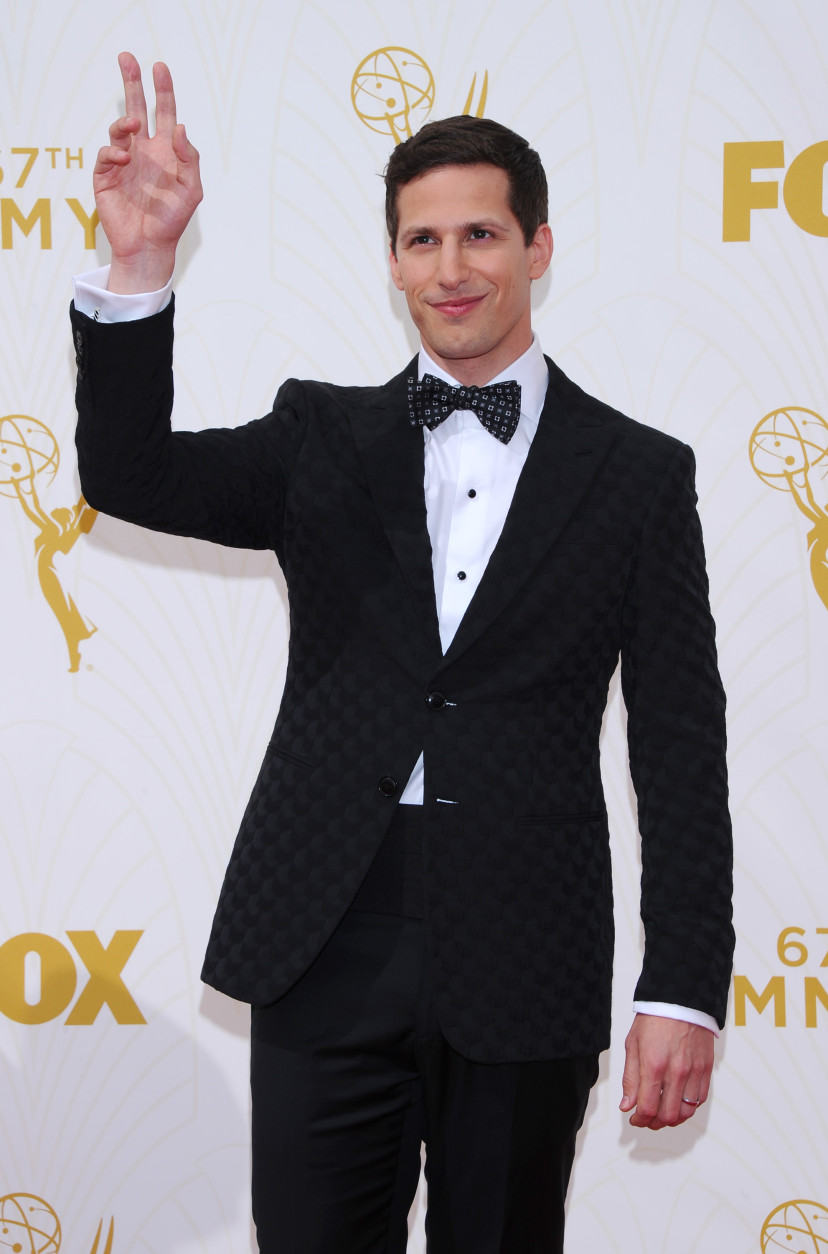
265, 742, 315, 772
517, 811, 605, 825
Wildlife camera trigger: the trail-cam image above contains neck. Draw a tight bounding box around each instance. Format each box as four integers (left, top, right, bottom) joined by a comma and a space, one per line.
421, 333, 534, 387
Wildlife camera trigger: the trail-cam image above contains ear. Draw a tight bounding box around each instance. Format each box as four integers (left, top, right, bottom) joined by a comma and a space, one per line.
528, 223, 553, 280
389, 244, 405, 291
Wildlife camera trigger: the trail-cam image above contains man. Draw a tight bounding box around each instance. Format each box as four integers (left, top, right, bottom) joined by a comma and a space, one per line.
72, 53, 733, 1253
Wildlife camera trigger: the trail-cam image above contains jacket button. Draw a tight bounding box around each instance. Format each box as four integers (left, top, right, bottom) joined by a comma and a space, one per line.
378, 775, 398, 797
426, 691, 447, 710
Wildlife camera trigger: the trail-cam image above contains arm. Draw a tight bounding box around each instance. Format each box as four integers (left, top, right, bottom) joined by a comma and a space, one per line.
74, 54, 305, 550
72, 300, 306, 550
619, 442, 734, 1128
94, 52, 202, 293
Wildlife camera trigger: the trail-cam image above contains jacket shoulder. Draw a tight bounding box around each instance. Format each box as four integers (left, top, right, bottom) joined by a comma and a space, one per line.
544, 354, 690, 460
282, 357, 415, 417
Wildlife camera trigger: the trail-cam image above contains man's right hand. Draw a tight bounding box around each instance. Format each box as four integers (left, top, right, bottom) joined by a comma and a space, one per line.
94, 52, 203, 294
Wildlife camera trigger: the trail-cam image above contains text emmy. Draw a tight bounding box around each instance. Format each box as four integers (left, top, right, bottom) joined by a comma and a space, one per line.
734, 927, 828, 1028
0, 144, 99, 249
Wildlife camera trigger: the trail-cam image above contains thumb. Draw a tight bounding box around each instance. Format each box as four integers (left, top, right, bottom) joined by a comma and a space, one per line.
172, 123, 199, 166
620, 1036, 640, 1112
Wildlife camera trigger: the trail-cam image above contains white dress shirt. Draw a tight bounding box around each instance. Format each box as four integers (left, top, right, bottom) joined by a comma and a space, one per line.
71, 266, 719, 1034
399, 336, 548, 802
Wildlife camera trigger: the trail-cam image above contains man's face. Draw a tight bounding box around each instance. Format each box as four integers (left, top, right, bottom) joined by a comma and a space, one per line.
389, 163, 552, 386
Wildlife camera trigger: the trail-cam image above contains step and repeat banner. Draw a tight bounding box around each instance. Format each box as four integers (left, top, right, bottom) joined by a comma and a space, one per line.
2, 0, 827, 1250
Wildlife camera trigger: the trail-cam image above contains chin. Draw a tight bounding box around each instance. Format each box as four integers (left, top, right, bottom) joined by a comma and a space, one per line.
426, 330, 490, 360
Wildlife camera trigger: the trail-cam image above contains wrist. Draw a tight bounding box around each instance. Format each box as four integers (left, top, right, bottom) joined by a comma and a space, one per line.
108, 247, 176, 294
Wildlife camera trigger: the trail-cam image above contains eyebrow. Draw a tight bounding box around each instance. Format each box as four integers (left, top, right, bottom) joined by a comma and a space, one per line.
398, 218, 512, 242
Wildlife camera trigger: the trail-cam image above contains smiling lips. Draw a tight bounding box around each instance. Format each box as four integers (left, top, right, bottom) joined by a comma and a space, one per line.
430, 294, 487, 318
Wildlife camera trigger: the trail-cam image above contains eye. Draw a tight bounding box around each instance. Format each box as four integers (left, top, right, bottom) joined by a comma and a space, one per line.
410, 234, 435, 246
469, 228, 492, 241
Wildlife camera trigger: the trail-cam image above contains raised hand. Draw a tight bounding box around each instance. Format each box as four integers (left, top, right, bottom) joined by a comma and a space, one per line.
94, 52, 203, 293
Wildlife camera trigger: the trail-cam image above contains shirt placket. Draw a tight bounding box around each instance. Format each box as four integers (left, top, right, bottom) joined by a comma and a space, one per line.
437, 412, 487, 651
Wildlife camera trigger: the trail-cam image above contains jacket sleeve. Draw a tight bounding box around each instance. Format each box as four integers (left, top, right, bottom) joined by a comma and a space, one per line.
72, 297, 306, 552
620, 441, 734, 1029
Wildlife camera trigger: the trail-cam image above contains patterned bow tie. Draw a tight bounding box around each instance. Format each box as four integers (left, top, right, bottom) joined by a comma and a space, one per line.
408, 374, 522, 445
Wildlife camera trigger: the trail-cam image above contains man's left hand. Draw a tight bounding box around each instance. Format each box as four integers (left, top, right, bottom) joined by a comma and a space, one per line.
619, 1013, 714, 1130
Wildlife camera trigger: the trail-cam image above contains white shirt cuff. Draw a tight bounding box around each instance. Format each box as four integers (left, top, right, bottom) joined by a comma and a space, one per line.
633, 1000, 719, 1036
72, 265, 173, 323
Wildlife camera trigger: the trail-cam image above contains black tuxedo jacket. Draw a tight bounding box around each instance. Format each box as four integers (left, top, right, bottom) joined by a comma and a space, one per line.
72, 299, 733, 1063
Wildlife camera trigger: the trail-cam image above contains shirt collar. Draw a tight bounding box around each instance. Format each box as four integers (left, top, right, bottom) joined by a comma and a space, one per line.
417, 335, 549, 429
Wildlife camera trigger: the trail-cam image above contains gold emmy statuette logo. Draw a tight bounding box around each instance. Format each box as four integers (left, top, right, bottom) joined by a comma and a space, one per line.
750, 407, 828, 612
0, 1193, 114, 1254
761, 1199, 828, 1252
0, 414, 97, 671
351, 48, 488, 145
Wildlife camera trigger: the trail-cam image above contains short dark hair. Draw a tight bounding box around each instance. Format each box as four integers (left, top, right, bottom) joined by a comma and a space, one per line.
384, 115, 548, 253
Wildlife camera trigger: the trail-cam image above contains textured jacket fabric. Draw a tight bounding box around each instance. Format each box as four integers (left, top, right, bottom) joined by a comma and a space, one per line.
72, 298, 734, 1063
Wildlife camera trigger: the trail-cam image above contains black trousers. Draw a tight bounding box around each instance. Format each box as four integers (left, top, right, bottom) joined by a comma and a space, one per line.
250, 813, 598, 1253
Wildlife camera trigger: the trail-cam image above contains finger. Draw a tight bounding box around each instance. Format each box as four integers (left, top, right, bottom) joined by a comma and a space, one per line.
646, 1049, 710, 1129
118, 51, 149, 134
171, 123, 201, 179
696, 1065, 712, 1106
107, 115, 141, 150
676, 1078, 706, 1123
93, 144, 133, 177
676, 1093, 701, 1124
170, 125, 204, 205
628, 1077, 663, 1127
171, 123, 196, 164
676, 1061, 711, 1123
620, 1036, 640, 1113
654, 1070, 688, 1128
153, 60, 178, 138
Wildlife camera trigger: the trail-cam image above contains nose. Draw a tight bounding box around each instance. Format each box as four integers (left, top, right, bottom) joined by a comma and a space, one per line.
436, 238, 469, 289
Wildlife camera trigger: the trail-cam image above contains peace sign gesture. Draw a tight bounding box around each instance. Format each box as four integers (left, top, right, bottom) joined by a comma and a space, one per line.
93, 52, 203, 293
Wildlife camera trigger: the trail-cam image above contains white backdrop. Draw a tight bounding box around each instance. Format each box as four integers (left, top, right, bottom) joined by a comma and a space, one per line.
2, 1, 828, 1251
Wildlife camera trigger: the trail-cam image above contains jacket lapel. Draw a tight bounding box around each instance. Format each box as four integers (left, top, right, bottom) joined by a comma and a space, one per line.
349, 354, 619, 671
350, 359, 442, 658
437, 358, 619, 670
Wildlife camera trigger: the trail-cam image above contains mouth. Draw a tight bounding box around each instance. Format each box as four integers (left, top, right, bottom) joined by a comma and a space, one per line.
430, 294, 486, 319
